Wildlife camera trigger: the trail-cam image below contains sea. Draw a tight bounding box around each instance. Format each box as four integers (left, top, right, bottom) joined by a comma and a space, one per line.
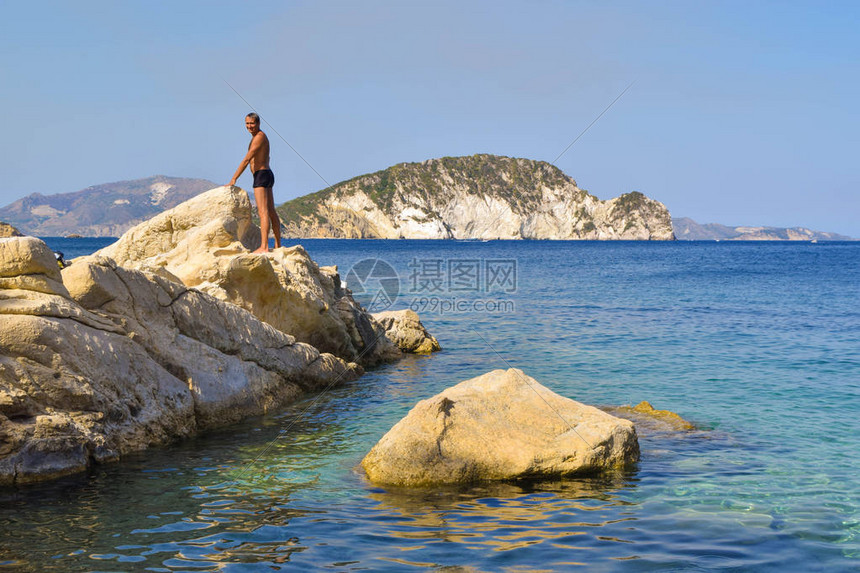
1, 237, 858, 572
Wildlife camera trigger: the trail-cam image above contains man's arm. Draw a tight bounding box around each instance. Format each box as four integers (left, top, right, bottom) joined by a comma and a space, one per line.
229, 133, 266, 186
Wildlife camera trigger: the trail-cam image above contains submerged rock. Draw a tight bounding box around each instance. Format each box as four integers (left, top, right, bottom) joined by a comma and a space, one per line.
608, 401, 695, 433
90, 186, 431, 365
362, 369, 639, 486
0, 237, 361, 485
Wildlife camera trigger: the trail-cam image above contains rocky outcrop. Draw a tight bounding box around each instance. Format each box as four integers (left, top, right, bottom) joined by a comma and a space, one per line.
0, 236, 66, 295
279, 155, 674, 240
91, 186, 413, 365
0, 237, 361, 485
362, 369, 639, 486
372, 310, 441, 354
0, 222, 23, 238
0, 176, 218, 237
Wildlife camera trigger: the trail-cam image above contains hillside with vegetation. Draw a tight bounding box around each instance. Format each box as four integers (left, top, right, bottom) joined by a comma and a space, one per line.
278, 154, 674, 240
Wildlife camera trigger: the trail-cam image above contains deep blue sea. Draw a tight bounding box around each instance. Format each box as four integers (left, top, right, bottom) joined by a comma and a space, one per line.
2, 238, 858, 572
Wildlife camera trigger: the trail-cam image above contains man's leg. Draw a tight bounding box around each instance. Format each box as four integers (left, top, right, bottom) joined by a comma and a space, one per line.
253, 186, 269, 253
266, 187, 281, 248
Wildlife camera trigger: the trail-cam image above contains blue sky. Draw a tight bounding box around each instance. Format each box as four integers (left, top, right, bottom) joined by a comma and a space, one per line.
1, 0, 858, 235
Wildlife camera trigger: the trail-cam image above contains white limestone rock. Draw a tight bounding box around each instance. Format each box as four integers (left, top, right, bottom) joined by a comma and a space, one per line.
372, 309, 441, 354
0, 236, 68, 297
90, 186, 406, 365
0, 223, 23, 238
362, 369, 639, 486
0, 237, 361, 485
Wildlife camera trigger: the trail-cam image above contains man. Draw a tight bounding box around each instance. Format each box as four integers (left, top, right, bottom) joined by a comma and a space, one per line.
229, 112, 282, 253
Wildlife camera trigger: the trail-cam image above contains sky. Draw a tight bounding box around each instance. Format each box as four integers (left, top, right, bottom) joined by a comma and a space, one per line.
1, 0, 858, 236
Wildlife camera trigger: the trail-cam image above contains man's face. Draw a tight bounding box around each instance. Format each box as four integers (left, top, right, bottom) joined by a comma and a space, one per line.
245, 117, 260, 134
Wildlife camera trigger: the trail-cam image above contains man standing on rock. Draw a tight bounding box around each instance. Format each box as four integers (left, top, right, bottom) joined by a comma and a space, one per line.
229, 112, 282, 253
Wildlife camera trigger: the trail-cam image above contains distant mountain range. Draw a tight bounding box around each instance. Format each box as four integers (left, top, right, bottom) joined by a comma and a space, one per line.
672, 217, 854, 241
0, 176, 218, 237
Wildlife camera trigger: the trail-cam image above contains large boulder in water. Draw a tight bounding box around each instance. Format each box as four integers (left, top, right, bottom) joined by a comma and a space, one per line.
362, 369, 639, 486
372, 310, 441, 354
90, 186, 414, 365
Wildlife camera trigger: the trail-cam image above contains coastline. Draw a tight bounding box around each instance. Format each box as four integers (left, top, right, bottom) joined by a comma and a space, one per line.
0, 188, 441, 486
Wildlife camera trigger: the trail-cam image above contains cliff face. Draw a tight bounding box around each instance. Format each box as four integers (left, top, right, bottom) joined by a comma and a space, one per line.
278, 155, 674, 240
0, 176, 217, 237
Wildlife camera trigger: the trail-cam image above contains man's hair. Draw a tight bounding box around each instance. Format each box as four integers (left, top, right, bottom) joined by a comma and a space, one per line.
246, 112, 260, 124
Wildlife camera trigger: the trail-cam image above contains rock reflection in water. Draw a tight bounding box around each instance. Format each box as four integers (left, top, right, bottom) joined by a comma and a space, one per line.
366, 474, 639, 552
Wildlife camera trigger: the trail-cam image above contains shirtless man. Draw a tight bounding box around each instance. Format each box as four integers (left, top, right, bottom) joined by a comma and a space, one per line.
229, 112, 281, 253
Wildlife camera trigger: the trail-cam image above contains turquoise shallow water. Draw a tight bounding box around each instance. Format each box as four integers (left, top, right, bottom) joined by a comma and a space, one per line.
2, 239, 859, 571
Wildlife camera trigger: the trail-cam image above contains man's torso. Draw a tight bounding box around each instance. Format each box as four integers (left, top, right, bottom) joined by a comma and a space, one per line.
249, 132, 270, 173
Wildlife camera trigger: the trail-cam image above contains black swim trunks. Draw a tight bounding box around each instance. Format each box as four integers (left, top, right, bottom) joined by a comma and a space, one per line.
253, 168, 275, 189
